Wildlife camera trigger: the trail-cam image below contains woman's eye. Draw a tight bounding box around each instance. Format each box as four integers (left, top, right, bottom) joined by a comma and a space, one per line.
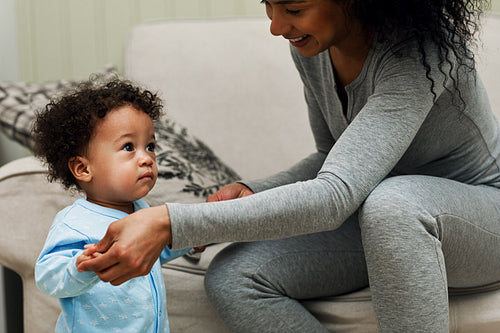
260, 1, 299, 16
122, 143, 134, 152
146, 142, 156, 152
286, 9, 300, 15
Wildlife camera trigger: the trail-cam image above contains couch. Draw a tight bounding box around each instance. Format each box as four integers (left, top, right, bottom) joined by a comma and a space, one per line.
1, 16, 500, 333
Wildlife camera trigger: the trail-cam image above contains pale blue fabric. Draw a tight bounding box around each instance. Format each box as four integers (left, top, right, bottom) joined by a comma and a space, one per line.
35, 199, 190, 333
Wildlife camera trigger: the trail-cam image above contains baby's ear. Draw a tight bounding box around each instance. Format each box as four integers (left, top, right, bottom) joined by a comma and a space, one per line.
68, 156, 92, 183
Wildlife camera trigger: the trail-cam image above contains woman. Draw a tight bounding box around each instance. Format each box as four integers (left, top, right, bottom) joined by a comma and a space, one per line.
79, 0, 500, 331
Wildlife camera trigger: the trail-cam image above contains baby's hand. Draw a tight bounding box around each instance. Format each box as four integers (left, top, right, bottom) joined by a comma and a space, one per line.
76, 245, 102, 267
76, 252, 93, 267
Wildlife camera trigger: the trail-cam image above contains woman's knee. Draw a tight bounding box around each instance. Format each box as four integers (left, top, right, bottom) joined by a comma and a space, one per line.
359, 177, 412, 224
358, 176, 439, 239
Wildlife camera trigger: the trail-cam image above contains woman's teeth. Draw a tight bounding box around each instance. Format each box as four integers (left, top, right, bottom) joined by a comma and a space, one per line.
290, 35, 308, 42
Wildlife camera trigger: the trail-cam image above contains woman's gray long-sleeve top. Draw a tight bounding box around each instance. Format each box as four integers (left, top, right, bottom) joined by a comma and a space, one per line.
168, 34, 500, 250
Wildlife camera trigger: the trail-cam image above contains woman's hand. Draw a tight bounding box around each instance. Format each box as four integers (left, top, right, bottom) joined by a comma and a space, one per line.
207, 183, 254, 202
77, 205, 171, 285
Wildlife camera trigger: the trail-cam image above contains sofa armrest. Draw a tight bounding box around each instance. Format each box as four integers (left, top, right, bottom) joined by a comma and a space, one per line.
0, 157, 79, 332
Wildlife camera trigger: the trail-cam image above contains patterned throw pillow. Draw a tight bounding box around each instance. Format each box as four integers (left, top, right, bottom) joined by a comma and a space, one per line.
0, 67, 241, 205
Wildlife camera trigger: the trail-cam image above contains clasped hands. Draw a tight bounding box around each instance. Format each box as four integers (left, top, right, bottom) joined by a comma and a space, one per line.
77, 183, 253, 285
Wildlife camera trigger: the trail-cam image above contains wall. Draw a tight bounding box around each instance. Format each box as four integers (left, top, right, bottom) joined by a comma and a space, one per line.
494, 0, 500, 12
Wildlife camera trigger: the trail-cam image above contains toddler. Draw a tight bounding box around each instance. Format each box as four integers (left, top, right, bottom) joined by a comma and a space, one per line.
34, 78, 190, 332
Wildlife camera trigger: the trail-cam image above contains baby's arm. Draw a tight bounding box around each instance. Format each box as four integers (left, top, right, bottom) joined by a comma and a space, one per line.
35, 225, 101, 298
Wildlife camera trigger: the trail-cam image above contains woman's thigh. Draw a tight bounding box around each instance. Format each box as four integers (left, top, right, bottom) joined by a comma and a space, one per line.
361, 175, 500, 288
357, 175, 500, 332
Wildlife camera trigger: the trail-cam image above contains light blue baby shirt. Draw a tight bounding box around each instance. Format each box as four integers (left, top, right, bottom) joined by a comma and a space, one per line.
35, 199, 190, 333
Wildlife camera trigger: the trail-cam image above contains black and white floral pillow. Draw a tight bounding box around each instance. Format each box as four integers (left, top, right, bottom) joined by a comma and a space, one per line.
0, 67, 240, 205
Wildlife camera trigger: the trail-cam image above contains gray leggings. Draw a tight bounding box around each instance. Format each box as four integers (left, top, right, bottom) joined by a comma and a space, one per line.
204, 176, 500, 332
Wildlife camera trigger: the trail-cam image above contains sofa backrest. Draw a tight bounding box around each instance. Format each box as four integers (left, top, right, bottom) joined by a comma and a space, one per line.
125, 17, 314, 180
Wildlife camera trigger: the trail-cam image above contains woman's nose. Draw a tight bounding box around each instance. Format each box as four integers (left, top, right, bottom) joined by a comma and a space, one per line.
269, 12, 292, 36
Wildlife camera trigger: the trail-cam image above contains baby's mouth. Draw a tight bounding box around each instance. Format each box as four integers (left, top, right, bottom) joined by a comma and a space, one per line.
139, 171, 154, 181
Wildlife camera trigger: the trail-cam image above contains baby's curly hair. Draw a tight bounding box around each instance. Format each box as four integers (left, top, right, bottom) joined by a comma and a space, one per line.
33, 77, 163, 191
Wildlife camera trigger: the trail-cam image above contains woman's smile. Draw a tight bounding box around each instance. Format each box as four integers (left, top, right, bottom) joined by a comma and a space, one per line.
288, 34, 310, 47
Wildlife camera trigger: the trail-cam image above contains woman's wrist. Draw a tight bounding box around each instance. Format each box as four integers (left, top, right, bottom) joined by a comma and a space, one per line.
138, 204, 172, 247
158, 204, 172, 246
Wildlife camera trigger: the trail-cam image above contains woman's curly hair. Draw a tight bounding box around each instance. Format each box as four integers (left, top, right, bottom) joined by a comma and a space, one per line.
344, 0, 490, 103
33, 77, 163, 191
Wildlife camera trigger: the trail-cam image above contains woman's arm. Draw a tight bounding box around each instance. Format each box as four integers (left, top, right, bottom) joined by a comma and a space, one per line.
167, 44, 442, 249
243, 151, 327, 192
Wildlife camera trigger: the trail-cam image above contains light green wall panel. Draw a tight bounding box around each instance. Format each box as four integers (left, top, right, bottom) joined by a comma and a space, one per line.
492, 0, 500, 12
173, 0, 211, 17
16, 0, 34, 80
136, 0, 174, 21
68, 1, 104, 80
21, 0, 73, 80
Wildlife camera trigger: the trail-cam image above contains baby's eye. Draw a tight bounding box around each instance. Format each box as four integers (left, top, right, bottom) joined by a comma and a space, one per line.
146, 142, 156, 152
122, 143, 134, 152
